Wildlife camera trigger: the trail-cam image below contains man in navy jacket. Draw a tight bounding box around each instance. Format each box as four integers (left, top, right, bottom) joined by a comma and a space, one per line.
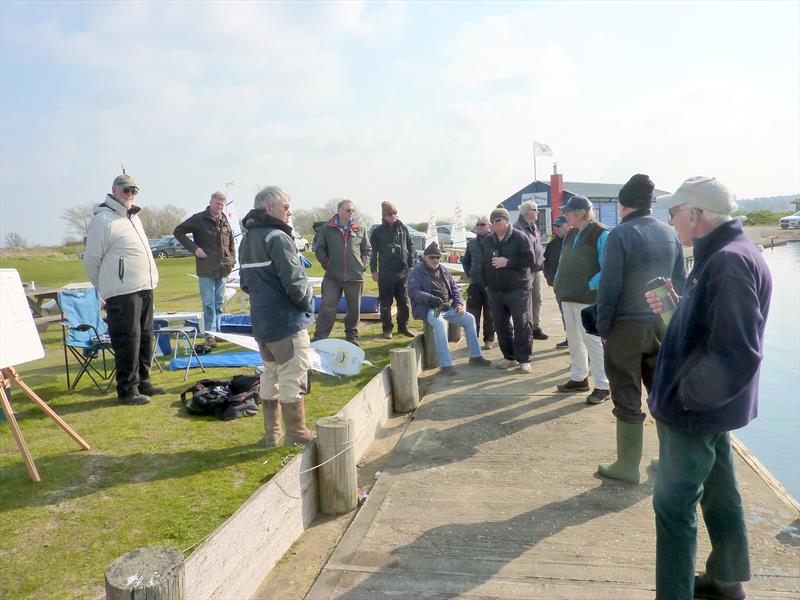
646, 177, 772, 600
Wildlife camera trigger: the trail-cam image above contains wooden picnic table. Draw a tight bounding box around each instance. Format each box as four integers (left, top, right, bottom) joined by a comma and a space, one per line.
25, 287, 62, 330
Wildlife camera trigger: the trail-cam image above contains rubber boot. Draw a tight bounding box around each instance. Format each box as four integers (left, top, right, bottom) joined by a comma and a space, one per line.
597, 420, 643, 484
282, 401, 315, 446
262, 399, 283, 447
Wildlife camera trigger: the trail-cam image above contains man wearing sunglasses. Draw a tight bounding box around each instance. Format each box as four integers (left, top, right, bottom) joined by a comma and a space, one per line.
84, 173, 161, 405
461, 216, 495, 350
314, 199, 371, 346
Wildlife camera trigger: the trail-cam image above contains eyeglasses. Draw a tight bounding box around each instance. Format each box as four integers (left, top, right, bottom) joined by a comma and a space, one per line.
491, 218, 505, 223
476, 223, 489, 227
122, 187, 138, 195
668, 205, 701, 219
344, 208, 355, 213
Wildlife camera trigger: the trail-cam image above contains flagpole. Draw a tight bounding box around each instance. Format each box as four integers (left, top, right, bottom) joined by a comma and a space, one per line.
533, 141, 538, 184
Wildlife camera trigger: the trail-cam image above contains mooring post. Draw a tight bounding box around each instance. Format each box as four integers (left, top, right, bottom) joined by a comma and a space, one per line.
317, 415, 357, 515
390, 348, 419, 413
105, 546, 184, 600
422, 321, 440, 369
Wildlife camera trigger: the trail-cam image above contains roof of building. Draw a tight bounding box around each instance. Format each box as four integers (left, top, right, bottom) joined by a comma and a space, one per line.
563, 181, 671, 200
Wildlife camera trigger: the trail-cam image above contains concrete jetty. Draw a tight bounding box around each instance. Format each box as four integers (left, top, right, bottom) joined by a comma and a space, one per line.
264, 287, 800, 599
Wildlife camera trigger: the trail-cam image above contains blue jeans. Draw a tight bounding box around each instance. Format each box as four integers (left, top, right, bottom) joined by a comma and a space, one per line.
424, 307, 482, 368
654, 421, 750, 599
199, 276, 226, 335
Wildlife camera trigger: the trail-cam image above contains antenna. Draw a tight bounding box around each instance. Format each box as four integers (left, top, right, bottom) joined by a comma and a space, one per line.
121, 164, 127, 175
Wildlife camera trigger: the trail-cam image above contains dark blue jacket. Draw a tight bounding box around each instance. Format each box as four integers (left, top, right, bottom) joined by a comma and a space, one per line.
596, 210, 686, 337
647, 220, 772, 434
407, 262, 464, 321
239, 209, 314, 343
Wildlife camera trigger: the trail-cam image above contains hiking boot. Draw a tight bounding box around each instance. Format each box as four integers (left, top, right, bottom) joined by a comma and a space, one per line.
138, 380, 165, 396
481, 341, 493, 351
597, 421, 643, 484
118, 387, 150, 405
519, 362, 532, 374
439, 366, 457, 376
694, 573, 745, 600
495, 358, 518, 369
262, 399, 283, 447
381, 331, 394, 340
532, 328, 549, 340
556, 340, 569, 348
557, 377, 590, 393
586, 388, 611, 404
469, 356, 491, 367
397, 327, 415, 338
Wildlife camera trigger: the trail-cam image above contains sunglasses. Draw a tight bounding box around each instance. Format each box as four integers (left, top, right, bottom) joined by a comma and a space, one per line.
491, 217, 505, 223
668, 206, 701, 219
476, 222, 489, 227
343, 208, 355, 213
122, 187, 138, 195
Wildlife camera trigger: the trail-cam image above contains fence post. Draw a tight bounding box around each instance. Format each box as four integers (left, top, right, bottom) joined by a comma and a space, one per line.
390, 348, 419, 413
422, 321, 440, 369
317, 416, 357, 515
105, 546, 184, 600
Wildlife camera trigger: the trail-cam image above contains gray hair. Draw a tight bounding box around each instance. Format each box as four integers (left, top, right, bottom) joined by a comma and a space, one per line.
210, 191, 226, 201
519, 200, 539, 214
699, 209, 734, 228
254, 186, 290, 210
337, 199, 353, 210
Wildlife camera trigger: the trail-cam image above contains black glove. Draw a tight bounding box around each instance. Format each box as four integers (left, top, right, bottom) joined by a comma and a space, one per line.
429, 296, 444, 308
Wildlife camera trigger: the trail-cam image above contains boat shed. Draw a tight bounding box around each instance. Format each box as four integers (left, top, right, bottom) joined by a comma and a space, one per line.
499, 179, 672, 231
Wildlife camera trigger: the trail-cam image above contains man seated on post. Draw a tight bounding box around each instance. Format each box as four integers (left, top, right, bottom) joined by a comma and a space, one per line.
407, 242, 490, 376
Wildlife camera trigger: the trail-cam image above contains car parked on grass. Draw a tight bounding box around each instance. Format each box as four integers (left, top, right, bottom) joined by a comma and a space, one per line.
293, 231, 310, 252
779, 211, 800, 229
151, 235, 193, 259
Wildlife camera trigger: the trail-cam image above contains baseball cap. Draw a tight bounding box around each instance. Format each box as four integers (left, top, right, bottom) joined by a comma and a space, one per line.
554, 215, 568, 226
113, 174, 138, 190
560, 195, 592, 212
657, 176, 737, 215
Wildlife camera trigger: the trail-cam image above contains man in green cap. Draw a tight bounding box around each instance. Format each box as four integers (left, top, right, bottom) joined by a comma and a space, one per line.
84, 173, 162, 405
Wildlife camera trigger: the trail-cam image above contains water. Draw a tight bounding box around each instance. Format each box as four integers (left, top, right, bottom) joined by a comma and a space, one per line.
735, 242, 800, 501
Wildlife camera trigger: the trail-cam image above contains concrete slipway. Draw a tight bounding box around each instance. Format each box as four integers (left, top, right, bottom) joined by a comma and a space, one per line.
269, 288, 799, 599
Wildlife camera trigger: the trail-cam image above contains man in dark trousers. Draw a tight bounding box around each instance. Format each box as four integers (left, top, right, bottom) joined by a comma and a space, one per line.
595, 174, 686, 485
174, 191, 236, 347
647, 176, 771, 600
481, 207, 535, 374
461, 216, 495, 350
514, 200, 548, 340
314, 199, 371, 345
369, 201, 414, 339
543, 215, 570, 348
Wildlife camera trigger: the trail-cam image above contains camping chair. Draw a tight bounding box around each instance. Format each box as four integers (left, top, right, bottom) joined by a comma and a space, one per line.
59, 284, 115, 393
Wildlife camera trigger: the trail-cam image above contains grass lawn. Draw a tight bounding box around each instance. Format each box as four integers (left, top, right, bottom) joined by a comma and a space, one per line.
0, 248, 417, 599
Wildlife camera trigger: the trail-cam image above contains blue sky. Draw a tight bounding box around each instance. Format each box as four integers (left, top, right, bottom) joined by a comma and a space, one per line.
1, 0, 798, 245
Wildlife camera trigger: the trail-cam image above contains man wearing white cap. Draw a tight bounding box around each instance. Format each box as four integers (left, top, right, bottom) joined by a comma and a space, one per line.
646, 176, 772, 600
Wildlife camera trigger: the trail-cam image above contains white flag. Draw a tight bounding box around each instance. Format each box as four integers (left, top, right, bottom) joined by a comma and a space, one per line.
533, 141, 553, 157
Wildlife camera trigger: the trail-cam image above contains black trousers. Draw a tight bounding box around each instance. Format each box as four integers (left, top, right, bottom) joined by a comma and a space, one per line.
488, 286, 532, 363
466, 283, 495, 343
105, 289, 154, 397
378, 272, 410, 332
603, 319, 665, 424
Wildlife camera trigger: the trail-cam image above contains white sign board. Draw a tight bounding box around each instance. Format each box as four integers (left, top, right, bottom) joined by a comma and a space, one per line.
0, 269, 45, 369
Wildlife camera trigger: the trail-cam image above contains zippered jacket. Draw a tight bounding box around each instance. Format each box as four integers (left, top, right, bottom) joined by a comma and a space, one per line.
646, 219, 772, 434
407, 262, 464, 321
513, 217, 545, 272
553, 221, 609, 304
480, 227, 534, 292
83, 195, 159, 300
315, 217, 371, 283
462, 234, 489, 285
173, 207, 236, 278
369, 219, 414, 275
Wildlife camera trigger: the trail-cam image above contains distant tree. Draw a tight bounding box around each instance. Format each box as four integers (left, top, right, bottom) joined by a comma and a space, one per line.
138, 204, 187, 237
61, 204, 94, 238
5, 231, 28, 249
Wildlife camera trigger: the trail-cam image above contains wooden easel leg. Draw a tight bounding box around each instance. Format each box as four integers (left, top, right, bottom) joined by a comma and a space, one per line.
0, 374, 41, 482
4, 367, 91, 451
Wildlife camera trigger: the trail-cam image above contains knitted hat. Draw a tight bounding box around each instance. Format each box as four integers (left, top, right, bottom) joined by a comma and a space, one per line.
424, 241, 441, 257
381, 201, 397, 217
618, 174, 654, 209
489, 207, 510, 222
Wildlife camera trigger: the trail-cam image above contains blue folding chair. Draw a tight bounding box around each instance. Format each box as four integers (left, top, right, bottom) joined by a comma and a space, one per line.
59, 284, 115, 393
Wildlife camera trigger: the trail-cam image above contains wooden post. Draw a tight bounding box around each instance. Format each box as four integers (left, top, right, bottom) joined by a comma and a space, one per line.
422, 321, 440, 369
390, 348, 419, 413
447, 321, 462, 343
105, 546, 184, 600
316, 416, 357, 515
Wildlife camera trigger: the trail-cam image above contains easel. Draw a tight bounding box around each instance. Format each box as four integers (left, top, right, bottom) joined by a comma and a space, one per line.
0, 366, 91, 483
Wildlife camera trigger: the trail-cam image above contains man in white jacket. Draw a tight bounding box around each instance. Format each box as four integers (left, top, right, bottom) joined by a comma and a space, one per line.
84, 173, 161, 405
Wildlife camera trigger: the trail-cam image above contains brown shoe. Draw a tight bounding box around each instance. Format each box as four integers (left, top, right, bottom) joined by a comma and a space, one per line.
397, 327, 415, 338
282, 401, 316, 446
262, 399, 283, 447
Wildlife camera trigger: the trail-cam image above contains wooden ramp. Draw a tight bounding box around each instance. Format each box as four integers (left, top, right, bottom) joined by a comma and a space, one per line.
306, 303, 800, 598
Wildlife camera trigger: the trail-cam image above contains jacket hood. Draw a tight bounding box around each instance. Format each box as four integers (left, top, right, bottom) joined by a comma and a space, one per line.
242, 208, 293, 235
94, 194, 141, 217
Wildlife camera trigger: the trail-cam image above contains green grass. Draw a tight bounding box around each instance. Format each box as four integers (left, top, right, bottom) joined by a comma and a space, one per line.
0, 251, 410, 599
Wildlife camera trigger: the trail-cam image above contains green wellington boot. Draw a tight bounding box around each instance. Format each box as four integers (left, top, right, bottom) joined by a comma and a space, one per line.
597, 420, 644, 484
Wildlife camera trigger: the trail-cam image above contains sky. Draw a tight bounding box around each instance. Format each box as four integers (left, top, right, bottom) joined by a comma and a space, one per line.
1, 0, 798, 245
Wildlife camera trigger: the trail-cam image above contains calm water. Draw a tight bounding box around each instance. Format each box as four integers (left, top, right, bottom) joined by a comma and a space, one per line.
735, 242, 800, 501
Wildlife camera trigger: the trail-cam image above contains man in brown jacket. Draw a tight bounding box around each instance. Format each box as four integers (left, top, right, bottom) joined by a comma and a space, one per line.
174, 191, 236, 346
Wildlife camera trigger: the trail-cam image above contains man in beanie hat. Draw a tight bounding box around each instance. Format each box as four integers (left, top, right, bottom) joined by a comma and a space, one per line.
595, 174, 686, 485
645, 176, 771, 599
369, 201, 415, 339
407, 241, 490, 375
481, 207, 536, 373
553, 195, 610, 403
84, 173, 162, 405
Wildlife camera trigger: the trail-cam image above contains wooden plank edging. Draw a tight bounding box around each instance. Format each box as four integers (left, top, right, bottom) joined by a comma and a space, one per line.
731, 433, 800, 514
183, 337, 424, 600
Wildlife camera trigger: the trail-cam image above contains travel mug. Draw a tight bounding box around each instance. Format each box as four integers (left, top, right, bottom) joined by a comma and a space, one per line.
645, 277, 677, 325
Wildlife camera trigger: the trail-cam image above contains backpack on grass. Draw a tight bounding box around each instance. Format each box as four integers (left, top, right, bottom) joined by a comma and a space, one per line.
180, 375, 261, 421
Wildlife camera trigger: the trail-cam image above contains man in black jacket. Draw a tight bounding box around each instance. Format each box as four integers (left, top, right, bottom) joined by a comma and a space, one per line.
369, 201, 415, 339
543, 215, 571, 348
461, 216, 495, 350
174, 191, 236, 347
482, 207, 535, 373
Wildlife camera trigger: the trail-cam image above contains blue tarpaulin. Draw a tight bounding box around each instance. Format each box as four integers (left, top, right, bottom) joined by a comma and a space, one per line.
168, 351, 261, 371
